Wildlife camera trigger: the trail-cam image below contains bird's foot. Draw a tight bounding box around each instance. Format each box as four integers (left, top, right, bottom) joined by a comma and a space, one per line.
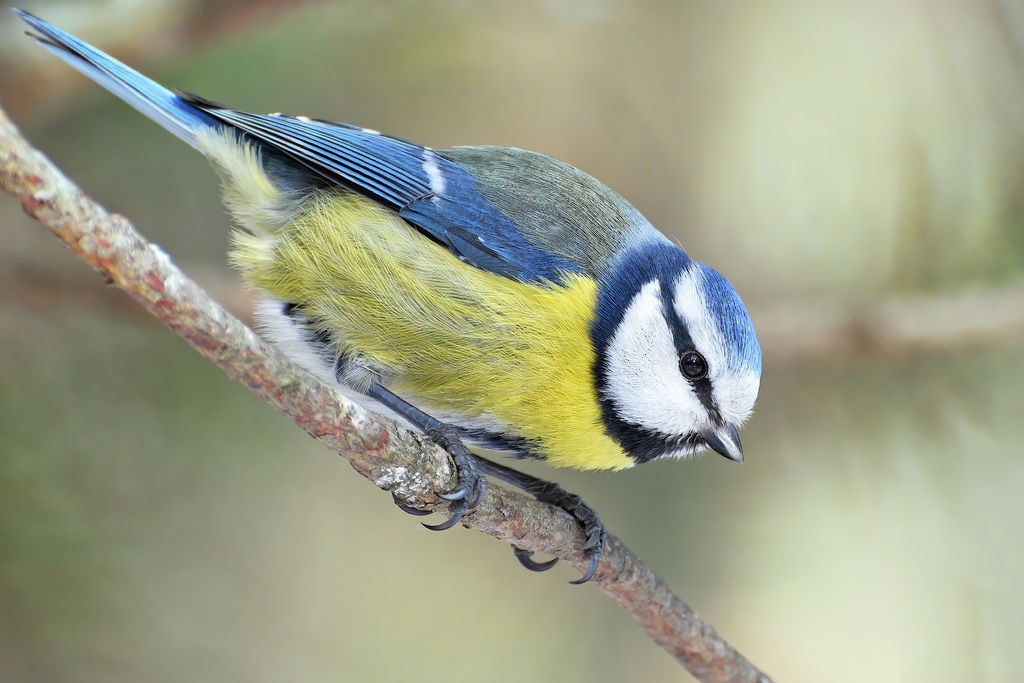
392, 423, 486, 531
512, 480, 606, 584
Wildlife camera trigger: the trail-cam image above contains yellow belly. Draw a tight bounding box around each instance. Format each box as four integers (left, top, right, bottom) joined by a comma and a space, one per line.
208, 131, 632, 470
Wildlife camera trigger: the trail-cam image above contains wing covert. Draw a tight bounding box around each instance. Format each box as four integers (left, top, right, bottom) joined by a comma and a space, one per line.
185, 97, 584, 283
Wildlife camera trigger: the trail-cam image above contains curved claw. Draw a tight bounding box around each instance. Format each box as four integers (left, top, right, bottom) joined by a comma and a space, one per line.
581, 531, 603, 551
397, 503, 433, 517
423, 501, 467, 531
511, 545, 559, 572
438, 485, 472, 502
422, 516, 461, 531
569, 554, 601, 585
391, 492, 433, 516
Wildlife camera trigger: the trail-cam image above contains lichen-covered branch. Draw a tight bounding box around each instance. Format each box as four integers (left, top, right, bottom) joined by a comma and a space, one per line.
0, 104, 773, 683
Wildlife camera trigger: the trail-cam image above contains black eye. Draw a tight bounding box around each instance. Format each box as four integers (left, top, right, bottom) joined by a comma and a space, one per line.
680, 352, 708, 380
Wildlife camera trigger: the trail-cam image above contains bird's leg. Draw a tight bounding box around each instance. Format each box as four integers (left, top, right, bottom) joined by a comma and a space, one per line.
472, 457, 607, 584
365, 383, 604, 583
365, 383, 485, 530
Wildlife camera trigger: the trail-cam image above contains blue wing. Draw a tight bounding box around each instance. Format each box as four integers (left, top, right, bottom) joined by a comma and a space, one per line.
187, 103, 585, 284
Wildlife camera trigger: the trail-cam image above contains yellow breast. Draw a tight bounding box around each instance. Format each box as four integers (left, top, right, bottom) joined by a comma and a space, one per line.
204, 131, 633, 470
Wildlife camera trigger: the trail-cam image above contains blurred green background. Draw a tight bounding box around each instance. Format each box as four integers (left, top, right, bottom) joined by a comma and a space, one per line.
2, 1, 1024, 681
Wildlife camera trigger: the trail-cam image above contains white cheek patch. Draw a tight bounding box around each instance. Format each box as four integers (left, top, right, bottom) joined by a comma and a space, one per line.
672, 272, 760, 426
605, 281, 706, 436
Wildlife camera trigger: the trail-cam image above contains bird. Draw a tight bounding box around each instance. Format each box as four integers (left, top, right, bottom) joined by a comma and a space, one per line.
15, 9, 762, 584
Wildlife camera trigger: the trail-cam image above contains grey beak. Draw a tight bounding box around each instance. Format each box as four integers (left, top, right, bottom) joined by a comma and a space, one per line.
701, 423, 744, 463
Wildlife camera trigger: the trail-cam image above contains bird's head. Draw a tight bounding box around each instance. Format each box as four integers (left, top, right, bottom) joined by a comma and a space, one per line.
593, 243, 762, 464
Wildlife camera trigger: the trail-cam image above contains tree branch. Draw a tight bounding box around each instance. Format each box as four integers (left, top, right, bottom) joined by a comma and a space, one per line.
0, 104, 772, 683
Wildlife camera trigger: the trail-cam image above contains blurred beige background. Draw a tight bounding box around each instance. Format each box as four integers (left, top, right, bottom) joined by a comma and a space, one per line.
2, 1, 1023, 681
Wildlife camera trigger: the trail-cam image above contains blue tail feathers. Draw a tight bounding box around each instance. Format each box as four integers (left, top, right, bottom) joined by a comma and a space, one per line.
14, 9, 218, 151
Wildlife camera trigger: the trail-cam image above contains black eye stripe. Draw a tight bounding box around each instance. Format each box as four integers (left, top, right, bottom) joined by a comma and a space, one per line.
658, 282, 719, 414
659, 278, 694, 353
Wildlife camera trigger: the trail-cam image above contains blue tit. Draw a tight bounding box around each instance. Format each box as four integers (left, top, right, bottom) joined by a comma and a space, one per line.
17, 10, 762, 583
